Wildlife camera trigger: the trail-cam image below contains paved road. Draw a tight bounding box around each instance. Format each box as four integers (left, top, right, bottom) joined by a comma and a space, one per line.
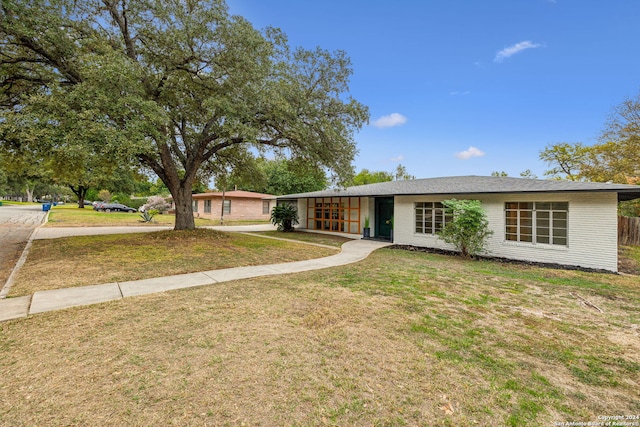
0, 204, 46, 288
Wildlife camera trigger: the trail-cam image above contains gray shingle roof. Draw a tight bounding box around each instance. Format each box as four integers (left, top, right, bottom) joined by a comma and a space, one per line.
276, 175, 640, 201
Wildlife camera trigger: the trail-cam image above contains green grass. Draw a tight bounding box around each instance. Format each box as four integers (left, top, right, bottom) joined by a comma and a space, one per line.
45, 204, 206, 227
45, 204, 271, 227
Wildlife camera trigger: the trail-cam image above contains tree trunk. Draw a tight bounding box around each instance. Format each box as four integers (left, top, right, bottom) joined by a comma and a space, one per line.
24, 183, 34, 203
70, 185, 88, 208
171, 183, 196, 230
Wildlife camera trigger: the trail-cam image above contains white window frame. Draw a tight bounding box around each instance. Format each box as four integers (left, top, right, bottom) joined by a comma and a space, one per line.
415, 202, 451, 235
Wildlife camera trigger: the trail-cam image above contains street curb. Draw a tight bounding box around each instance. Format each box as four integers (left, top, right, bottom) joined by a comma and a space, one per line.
0, 210, 48, 299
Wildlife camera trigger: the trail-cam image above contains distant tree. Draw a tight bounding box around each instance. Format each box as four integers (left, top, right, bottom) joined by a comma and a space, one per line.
541, 93, 640, 184
519, 169, 538, 179
98, 190, 112, 202
438, 199, 493, 258
539, 143, 588, 181
394, 164, 415, 181
595, 92, 640, 182
491, 171, 508, 177
352, 169, 394, 186
0, 127, 50, 201
0, 94, 142, 207
261, 158, 328, 195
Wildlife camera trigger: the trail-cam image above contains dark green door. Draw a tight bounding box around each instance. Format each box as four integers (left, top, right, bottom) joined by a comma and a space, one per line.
375, 197, 394, 239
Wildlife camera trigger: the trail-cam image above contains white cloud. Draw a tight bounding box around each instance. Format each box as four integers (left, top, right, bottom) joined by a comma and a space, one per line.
455, 146, 485, 160
390, 155, 404, 162
372, 113, 408, 128
494, 41, 542, 62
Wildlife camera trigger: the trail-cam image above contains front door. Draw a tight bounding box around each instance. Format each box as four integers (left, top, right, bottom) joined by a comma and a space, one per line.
375, 197, 394, 239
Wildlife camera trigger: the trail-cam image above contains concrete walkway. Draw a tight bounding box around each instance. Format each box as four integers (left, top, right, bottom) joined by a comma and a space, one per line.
0, 234, 390, 322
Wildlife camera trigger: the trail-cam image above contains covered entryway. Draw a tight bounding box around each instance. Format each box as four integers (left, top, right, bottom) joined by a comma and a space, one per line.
375, 197, 394, 240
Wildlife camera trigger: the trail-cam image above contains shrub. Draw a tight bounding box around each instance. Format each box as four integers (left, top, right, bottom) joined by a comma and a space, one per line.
142, 195, 171, 213
437, 199, 493, 258
270, 204, 299, 232
139, 209, 159, 223
97, 189, 112, 202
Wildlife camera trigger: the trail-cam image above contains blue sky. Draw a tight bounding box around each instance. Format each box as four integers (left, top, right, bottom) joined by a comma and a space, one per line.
228, 0, 640, 179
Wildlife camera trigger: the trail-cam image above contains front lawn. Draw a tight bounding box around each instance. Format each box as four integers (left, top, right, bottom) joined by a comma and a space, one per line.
8, 229, 338, 296
1, 247, 638, 426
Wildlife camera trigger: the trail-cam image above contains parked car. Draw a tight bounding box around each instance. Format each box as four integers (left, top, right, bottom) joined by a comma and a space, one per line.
96, 203, 137, 213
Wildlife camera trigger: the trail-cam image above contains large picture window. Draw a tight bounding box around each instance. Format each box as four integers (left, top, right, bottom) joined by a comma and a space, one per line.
415, 202, 451, 234
306, 197, 361, 234
505, 202, 568, 246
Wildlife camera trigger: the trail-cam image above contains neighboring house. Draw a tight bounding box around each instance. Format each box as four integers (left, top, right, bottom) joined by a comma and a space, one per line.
191, 190, 274, 221
276, 176, 640, 272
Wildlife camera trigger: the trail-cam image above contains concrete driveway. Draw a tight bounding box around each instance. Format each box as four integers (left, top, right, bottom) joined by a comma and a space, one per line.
0, 204, 46, 289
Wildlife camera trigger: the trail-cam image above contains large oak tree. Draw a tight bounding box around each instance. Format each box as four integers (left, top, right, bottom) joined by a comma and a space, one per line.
0, 0, 368, 228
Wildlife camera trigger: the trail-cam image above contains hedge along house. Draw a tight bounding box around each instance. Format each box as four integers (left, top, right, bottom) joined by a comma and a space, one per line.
276, 176, 640, 272
190, 190, 274, 221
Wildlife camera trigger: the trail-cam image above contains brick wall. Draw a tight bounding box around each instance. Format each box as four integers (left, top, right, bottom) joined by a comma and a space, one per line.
193, 197, 271, 221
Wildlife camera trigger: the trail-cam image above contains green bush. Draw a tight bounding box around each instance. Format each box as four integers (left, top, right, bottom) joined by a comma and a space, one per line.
437, 199, 493, 258
270, 204, 299, 232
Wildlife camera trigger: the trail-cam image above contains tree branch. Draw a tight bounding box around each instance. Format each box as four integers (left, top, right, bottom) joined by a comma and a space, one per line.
102, 0, 137, 60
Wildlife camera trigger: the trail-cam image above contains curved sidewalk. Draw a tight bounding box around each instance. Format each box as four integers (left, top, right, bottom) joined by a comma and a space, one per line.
0, 238, 390, 322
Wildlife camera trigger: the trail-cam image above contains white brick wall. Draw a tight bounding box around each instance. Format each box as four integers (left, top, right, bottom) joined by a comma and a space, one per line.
394, 192, 619, 272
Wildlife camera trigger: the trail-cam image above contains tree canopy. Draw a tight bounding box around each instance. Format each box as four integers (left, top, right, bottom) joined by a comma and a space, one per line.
351, 164, 413, 186
540, 92, 640, 184
0, 0, 368, 228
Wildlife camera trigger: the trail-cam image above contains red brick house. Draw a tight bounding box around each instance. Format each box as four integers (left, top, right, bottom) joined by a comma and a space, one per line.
191, 190, 274, 221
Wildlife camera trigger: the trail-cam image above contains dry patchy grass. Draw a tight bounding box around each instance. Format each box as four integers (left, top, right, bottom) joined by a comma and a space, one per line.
620, 245, 640, 275
0, 249, 638, 425
8, 229, 337, 296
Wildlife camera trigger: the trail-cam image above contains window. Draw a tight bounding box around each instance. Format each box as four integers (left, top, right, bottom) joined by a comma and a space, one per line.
192, 200, 199, 213
505, 202, 568, 246
223, 199, 231, 214
204, 200, 211, 213
262, 200, 270, 214
415, 202, 451, 234
306, 197, 361, 234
